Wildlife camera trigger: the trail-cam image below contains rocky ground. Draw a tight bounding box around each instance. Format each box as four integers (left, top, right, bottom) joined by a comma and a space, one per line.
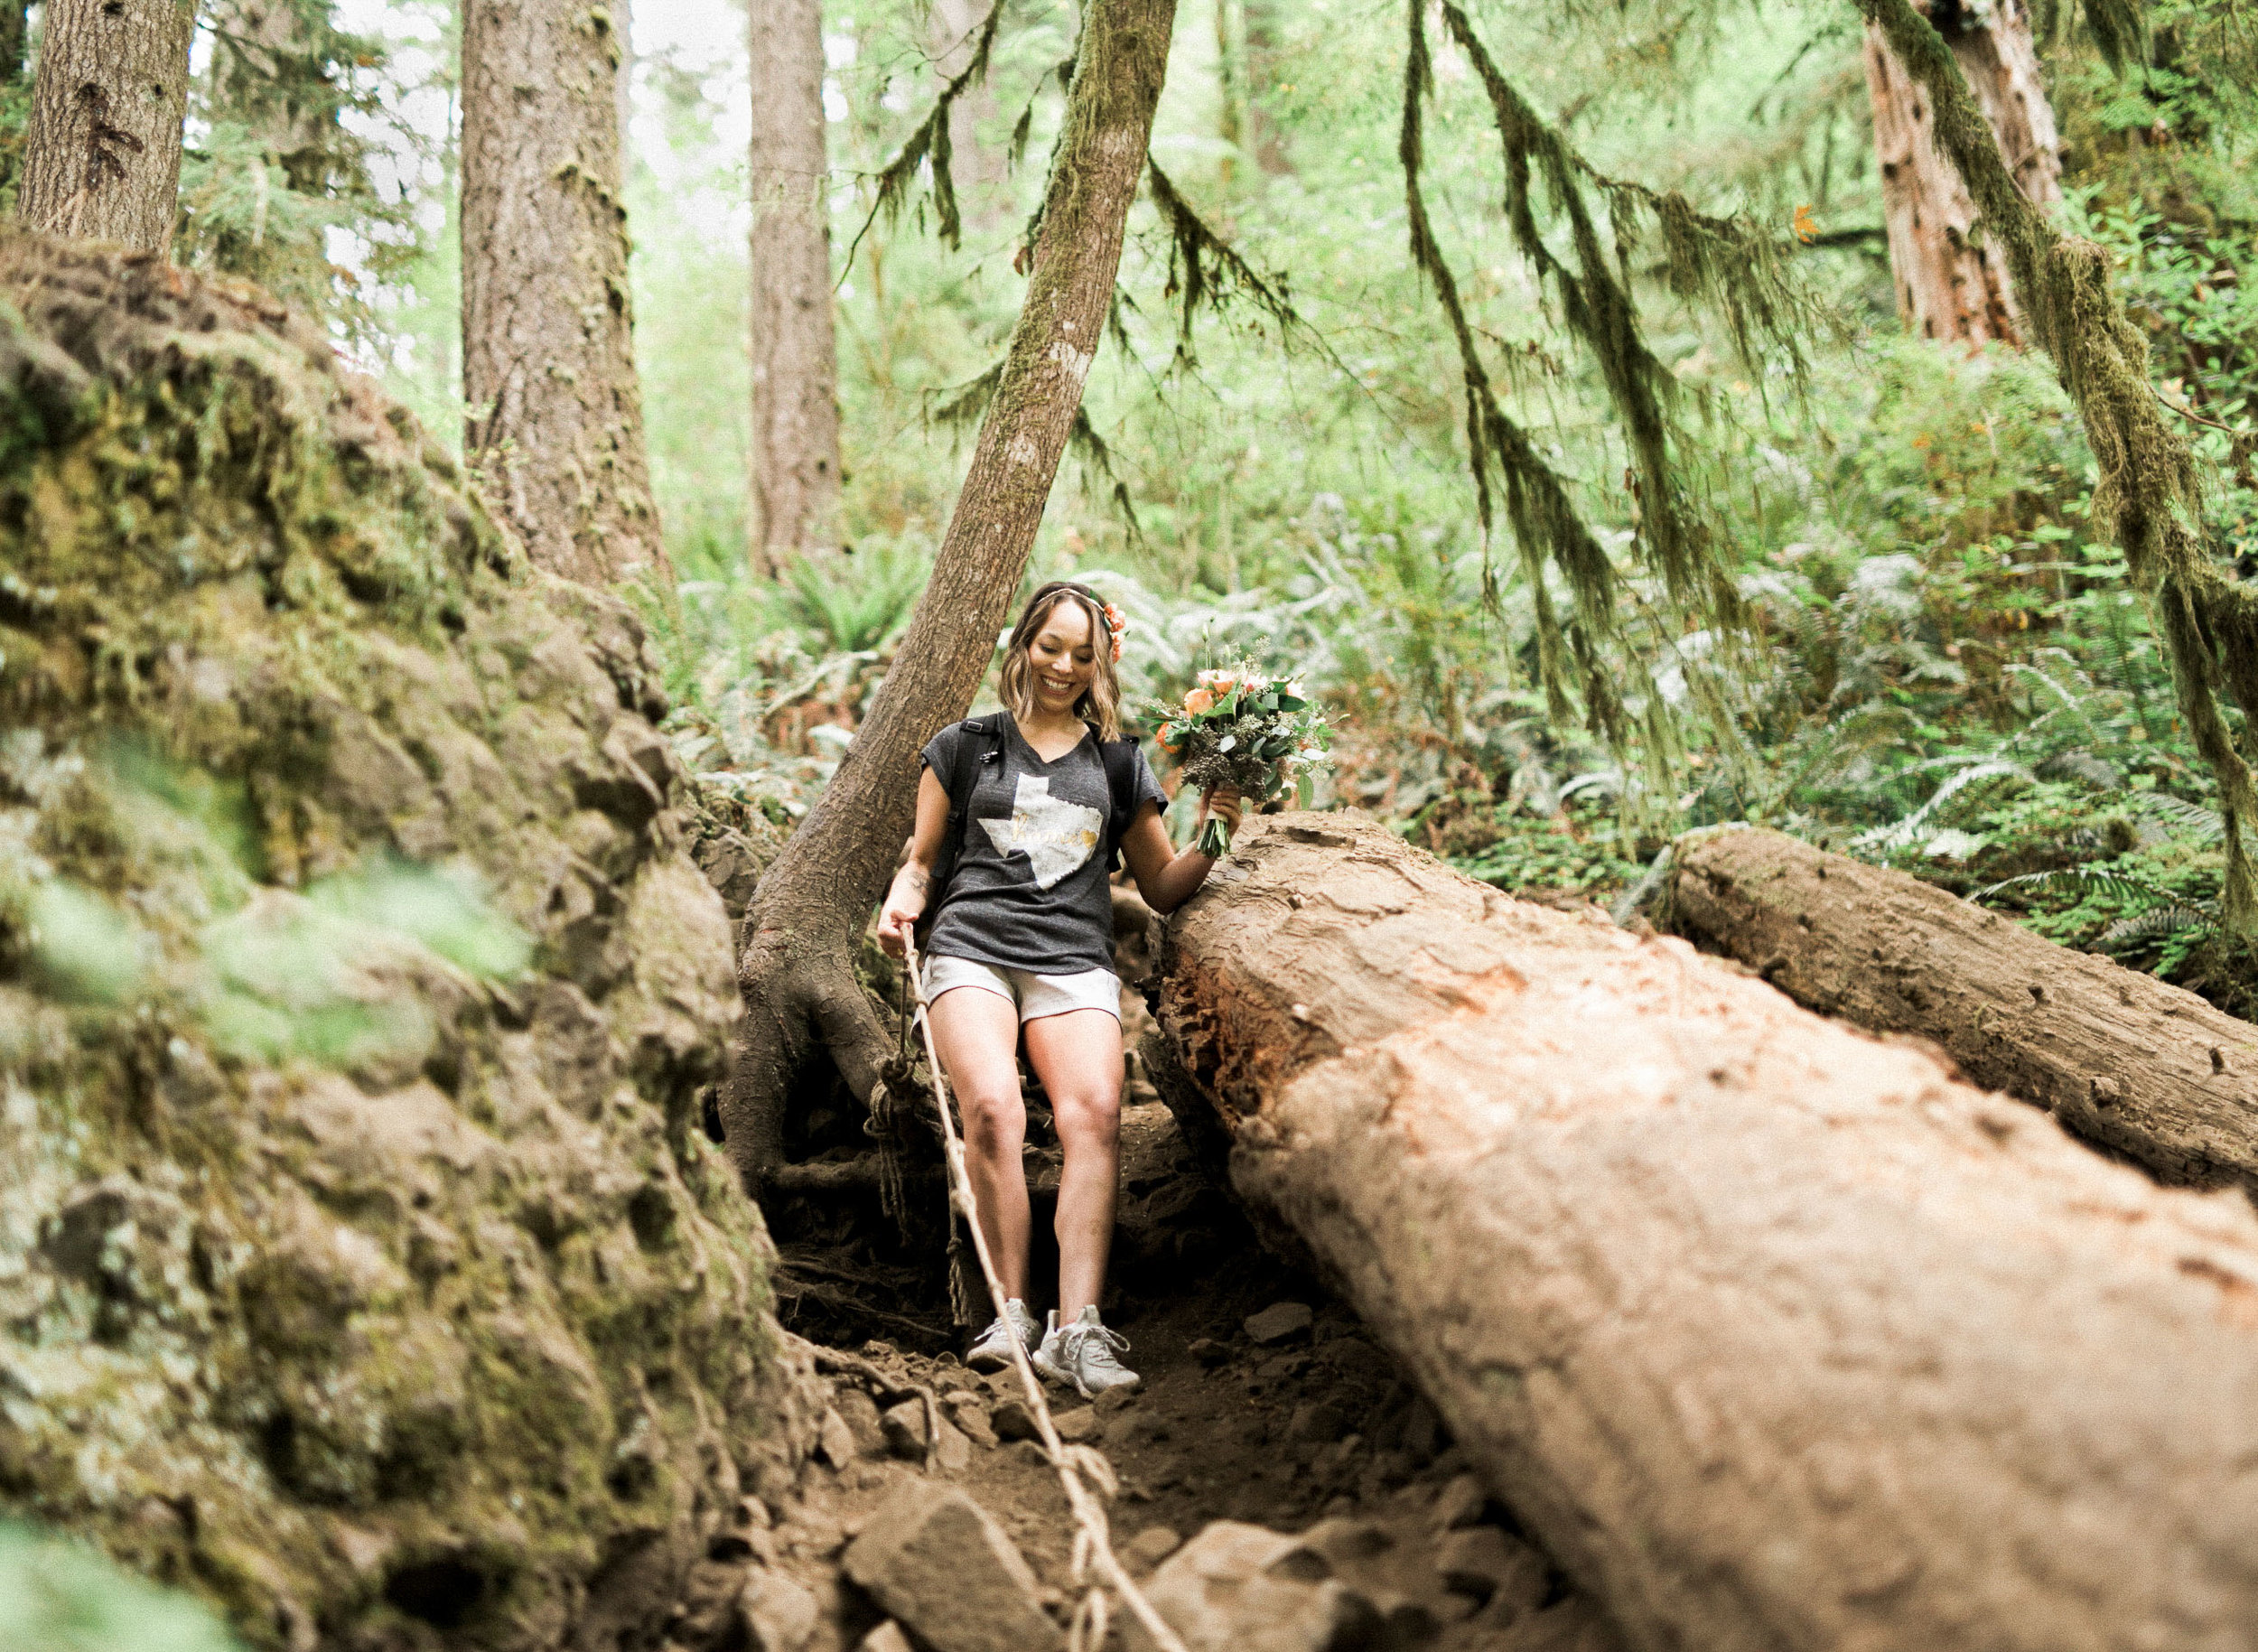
654, 1098, 1621, 1652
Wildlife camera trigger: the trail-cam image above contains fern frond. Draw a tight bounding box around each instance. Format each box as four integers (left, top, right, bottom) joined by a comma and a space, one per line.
2128, 791, 2226, 844
1971, 865, 2178, 909
2099, 903, 2218, 949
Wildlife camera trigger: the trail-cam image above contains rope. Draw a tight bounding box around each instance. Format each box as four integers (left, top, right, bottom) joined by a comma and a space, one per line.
900, 935, 1192, 1652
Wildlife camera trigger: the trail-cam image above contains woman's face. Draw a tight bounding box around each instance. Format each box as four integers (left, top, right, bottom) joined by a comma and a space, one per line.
1027, 599, 1098, 714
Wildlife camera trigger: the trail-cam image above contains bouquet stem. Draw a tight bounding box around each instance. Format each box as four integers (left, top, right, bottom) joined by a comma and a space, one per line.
1195, 812, 1236, 858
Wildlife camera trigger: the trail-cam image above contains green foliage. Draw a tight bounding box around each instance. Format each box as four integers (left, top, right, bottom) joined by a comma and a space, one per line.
176, 0, 434, 337
322, 0, 2258, 1008
0, 1525, 243, 1652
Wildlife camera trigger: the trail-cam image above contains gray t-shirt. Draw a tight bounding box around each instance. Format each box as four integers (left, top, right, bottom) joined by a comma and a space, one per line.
920, 715, 1168, 975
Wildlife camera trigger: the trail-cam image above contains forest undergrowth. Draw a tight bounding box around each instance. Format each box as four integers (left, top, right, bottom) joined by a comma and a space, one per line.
635, 312, 2258, 1016
592, 0, 2258, 1020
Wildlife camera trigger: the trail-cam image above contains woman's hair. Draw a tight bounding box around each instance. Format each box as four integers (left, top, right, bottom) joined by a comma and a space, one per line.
998, 581, 1123, 741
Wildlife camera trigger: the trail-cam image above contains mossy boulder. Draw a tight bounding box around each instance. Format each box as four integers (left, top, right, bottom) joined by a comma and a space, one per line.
0, 236, 817, 1649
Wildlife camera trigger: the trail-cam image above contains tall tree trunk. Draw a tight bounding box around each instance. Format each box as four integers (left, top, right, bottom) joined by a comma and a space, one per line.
461, 0, 666, 585
722, 0, 1180, 1190
1216, 0, 1243, 188
0, 0, 28, 89
1154, 811, 2258, 1652
1241, 0, 1291, 175
14, 0, 195, 255
1862, 0, 2060, 344
748, 0, 843, 575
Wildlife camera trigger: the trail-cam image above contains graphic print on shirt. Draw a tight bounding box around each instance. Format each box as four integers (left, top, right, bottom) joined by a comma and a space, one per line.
980, 774, 1104, 890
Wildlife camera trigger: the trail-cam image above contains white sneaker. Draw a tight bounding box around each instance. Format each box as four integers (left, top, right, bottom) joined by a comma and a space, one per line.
966, 1298, 1040, 1372
1032, 1305, 1141, 1398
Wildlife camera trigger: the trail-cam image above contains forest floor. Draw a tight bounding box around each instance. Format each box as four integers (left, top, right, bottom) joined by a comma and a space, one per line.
677, 1089, 1621, 1652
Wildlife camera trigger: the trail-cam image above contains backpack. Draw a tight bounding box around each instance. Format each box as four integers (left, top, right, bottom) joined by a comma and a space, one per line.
915, 713, 1143, 940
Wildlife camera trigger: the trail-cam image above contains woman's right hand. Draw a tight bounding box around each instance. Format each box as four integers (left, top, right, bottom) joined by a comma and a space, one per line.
876, 890, 924, 958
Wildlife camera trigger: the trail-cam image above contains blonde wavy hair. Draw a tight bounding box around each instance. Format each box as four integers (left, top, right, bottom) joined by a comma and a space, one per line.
998, 581, 1124, 742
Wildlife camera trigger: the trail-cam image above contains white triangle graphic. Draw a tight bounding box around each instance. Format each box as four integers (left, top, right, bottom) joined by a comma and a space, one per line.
980, 774, 1104, 890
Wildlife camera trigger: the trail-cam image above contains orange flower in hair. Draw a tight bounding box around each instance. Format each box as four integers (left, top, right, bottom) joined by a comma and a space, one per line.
1102, 602, 1128, 662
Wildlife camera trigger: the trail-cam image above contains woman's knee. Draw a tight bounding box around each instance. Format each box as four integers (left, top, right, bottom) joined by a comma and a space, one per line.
1050, 1087, 1122, 1150
959, 1084, 1026, 1153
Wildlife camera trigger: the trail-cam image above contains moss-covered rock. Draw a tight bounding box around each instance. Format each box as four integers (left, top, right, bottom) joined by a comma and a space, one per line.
0, 236, 818, 1650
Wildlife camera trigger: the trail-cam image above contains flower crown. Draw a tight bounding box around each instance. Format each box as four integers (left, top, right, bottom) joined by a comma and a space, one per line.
1100, 602, 1127, 663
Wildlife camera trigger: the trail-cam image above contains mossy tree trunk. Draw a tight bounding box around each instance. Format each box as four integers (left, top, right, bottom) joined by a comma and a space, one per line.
462, 0, 667, 585
748, 0, 843, 575
721, 0, 1180, 1189
1862, 0, 2060, 344
14, 0, 195, 255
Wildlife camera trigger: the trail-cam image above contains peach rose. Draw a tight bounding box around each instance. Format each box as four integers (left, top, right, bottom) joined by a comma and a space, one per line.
1184, 687, 1214, 715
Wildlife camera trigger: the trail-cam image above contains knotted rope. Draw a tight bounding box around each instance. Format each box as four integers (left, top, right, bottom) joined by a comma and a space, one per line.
900, 934, 1190, 1652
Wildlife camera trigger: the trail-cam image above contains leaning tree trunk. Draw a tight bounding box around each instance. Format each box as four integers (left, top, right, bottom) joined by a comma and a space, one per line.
722, 0, 1180, 1189
748, 0, 843, 574
1657, 825, 2258, 1193
13, 0, 195, 255
1152, 811, 2258, 1652
462, 0, 667, 585
1862, 0, 2059, 343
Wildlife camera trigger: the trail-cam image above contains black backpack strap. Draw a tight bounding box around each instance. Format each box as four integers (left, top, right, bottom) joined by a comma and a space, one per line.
918, 714, 1008, 935
1100, 732, 1143, 870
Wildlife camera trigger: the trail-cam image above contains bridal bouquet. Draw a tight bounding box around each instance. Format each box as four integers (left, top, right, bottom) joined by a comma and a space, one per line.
1153, 665, 1335, 856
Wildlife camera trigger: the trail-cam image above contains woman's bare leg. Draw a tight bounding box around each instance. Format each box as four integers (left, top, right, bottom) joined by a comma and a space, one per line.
1023, 1009, 1124, 1322
929, 987, 1031, 1302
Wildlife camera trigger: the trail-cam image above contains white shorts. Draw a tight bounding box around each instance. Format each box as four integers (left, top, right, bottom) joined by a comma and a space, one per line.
923, 956, 1122, 1023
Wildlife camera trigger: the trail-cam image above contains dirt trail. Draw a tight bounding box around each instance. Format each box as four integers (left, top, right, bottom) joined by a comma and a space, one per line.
662, 1095, 1619, 1652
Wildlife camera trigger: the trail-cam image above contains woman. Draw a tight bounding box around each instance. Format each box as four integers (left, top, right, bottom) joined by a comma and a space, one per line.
876, 582, 1241, 1396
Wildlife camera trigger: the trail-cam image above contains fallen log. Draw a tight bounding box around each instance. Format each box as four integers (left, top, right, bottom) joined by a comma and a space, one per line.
1660, 825, 2258, 1194
1156, 811, 2258, 1652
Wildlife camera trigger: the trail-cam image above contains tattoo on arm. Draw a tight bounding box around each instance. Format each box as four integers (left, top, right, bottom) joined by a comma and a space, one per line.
905, 866, 929, 893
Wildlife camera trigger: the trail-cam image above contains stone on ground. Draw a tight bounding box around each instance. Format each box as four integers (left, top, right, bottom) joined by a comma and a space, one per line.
1435, 1526, 1544, 1609
1124, 1526, 1182, 1570
1052, 1406, 1102, 1444
1125, 1520, 1383, 1652
739, 1569, 820, 1652
842, 1481, 1063, 1652
1245, 1302, 1315, 1346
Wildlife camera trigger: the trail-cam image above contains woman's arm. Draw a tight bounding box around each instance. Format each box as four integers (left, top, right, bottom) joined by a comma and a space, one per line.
876, 767, 954, 957
1120, 787, 1244, 915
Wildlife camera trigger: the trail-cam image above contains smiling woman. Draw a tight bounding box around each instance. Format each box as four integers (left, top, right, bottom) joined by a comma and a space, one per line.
873, 580, 1241, 1398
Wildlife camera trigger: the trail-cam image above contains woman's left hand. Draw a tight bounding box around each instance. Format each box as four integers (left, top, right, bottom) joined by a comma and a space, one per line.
1196, 785, 1243, 842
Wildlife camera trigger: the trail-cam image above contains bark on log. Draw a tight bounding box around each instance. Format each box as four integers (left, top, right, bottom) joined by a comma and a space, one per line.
1659, 824, 2258, 1194
1157, 810, 2258, 1652
14, 0, 196, 256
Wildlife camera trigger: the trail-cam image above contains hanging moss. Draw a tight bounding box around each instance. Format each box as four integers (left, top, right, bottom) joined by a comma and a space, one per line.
1860, 0, 2258, 928
844, 0, 1004, 264
1397, 1, 1827, 768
